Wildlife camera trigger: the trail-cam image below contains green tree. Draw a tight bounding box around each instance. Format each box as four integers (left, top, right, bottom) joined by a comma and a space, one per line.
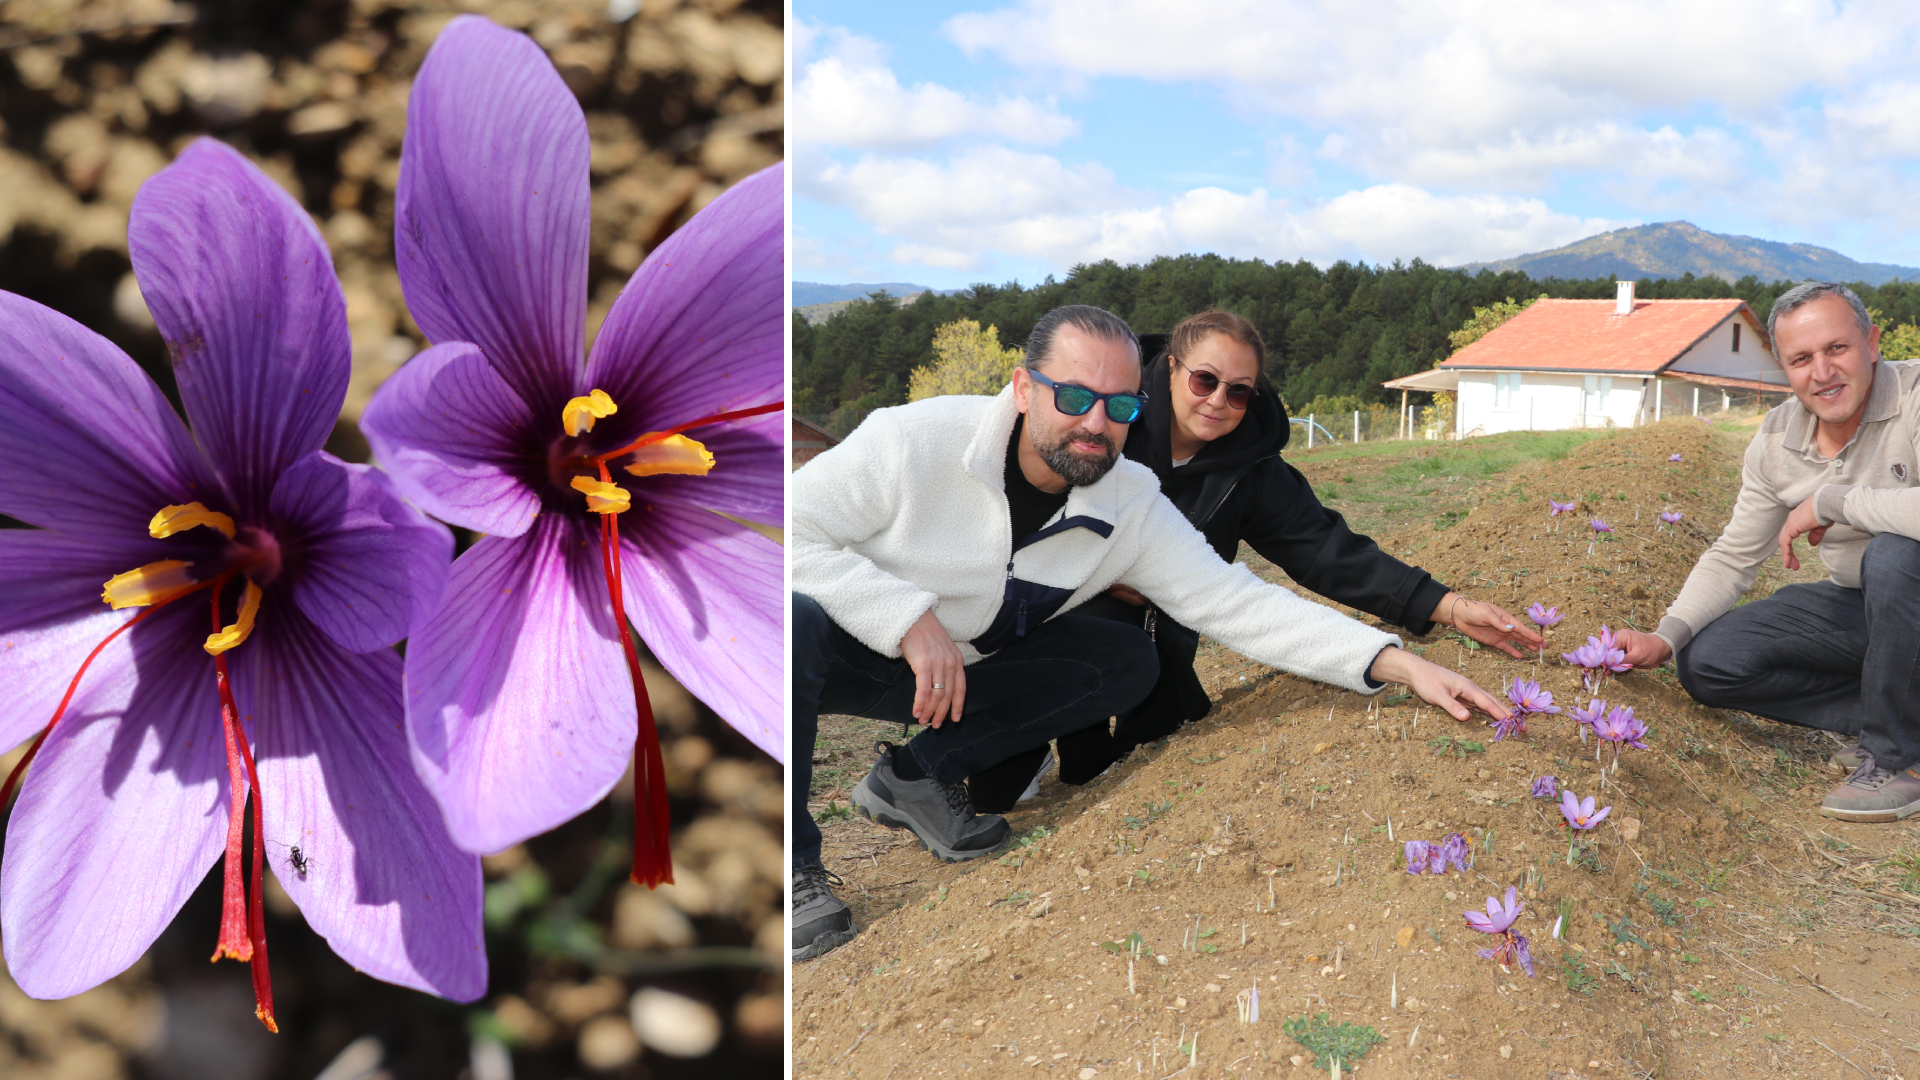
907, 319, 1023, 401
1447, 294, 1547, 353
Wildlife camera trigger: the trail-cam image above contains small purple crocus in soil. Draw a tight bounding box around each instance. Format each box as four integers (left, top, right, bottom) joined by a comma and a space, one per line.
1562, 627, 1630, 693
1404, 833, 1469, 874
1590, 517, 1612, 534
1593, 703, 1650, 774
1548, 499, 1576, 516
1560, 789, 1612, 864
0, 141, 482, 1028
1526, 602, 1563, 628
1465, 886, 1534, 976
1403, 840, 1431, 874
1669, 453, 1683, 463
1495, 678, 1559, 740
1531, 775, 1559, 798
1569, 698, 1607, 744
1659, 510, 1684, 527
360, 17, 783, 884
1438, 831, 1470, 872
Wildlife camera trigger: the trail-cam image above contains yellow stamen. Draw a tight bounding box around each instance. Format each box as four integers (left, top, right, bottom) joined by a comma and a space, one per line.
623, 434, 715, 478
562, 389, 618, 437
570, 475, 631, 514
102, 560, 198, 609
204, 580, 262, 655
149, 502, 237, 539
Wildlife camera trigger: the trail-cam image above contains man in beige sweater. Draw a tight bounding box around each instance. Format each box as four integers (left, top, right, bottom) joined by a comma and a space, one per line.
1615, 282, 1920, 822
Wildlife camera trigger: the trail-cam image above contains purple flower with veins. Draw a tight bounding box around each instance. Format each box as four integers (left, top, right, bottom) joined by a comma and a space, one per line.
0, 141, 481, 1025
1490, 714, 1527, 741
1559, 791, 1611, 830
1466, 888, 1533, 974
1659, 511, 1684, 527
360, 17, 784, 880
1569, 698, 1607, 743
1438, 832, 1470, 872
1507, 678, 1561, 716
1531, 775, 1558, 798
1594, 705, 1649, 750
1548, 499, 1576, 516
1404, 839, 1431, 874
1590, 517, 1612, 533
1526, 602, 1563, 627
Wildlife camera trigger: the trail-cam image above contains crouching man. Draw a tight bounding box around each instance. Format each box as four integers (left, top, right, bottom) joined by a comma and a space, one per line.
1614, 282, 1920, 821
789, 305, 1510, 961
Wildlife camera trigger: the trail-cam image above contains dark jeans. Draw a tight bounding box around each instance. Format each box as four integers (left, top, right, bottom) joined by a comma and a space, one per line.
791, 592, 1158, 867
1677, 533, 1920, 772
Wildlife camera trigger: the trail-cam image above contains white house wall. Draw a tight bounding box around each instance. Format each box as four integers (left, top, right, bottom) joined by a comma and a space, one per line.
1457, 372, 1636, 434
1666, 314, 1786, 386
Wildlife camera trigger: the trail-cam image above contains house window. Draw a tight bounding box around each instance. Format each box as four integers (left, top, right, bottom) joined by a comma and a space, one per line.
1733, 322, 1741, 353
1495, 372, 1521, 408
1583, 375, 1612, 421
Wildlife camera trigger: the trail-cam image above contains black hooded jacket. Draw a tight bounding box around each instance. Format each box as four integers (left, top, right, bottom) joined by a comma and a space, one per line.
1128, 337, 1449, 635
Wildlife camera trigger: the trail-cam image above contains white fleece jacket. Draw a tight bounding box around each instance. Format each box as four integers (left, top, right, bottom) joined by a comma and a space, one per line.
790, 387, 1401, 694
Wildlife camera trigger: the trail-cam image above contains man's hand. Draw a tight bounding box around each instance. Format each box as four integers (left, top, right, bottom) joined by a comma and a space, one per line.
1776, 494, 1828, 571
1106, 583, 1148, 606
900, 609, 966, 728
1368, 645, 1510, 722
1434, 593, 1543, 660
1611, 627, 1673, 669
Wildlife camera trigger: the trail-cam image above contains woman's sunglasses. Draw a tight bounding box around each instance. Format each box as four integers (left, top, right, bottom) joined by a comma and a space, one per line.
1174, 357, 1256, 410
1027, 368, 1146, 424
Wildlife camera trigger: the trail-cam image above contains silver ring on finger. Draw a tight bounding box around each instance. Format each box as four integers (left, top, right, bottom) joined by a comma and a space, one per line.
933, 683, 945, 690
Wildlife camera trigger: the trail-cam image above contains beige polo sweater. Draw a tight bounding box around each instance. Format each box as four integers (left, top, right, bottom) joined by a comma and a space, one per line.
1657, 360, 1920, 654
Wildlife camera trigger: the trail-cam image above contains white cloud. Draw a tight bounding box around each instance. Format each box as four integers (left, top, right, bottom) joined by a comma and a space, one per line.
793, 24, 1078, 152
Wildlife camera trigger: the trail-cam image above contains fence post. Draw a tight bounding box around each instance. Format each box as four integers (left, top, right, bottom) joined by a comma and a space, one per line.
1353, 410, 1360, 444
1692, 386, 1699, 417
1307, 414, 1315, 449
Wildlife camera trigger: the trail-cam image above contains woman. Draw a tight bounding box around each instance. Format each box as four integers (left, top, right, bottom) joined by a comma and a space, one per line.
968, 310, 1540, 811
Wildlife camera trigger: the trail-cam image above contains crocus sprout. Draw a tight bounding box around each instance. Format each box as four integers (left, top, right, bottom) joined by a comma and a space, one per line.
1465, 886, 1534, 976
1531, 775, 1559, 798
1659, 510, 1684, 528
1590, 517, 1612, 534
1526, 603, 1563, 628
1560, 790, 1611, 864
1669, 453, 1683, 463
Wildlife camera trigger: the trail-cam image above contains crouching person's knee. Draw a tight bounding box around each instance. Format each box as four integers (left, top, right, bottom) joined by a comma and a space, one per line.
1675, 629, 1748, 708
1861, 532, 1920, 588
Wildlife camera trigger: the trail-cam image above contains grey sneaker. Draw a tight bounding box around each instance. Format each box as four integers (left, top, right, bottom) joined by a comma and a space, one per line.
792, 861, 857, 961
851, 743, 1011, 862
1830, 743, 1870, 773
1819, 762, 1920, 822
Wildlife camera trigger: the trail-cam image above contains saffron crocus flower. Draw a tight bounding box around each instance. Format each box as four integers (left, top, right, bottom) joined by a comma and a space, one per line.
1507, 678, 1561, 715
0, 141, 482, 1024
1593, 705, 1649, 750
1548, 499, 1576, 516
1570, 698, 1606, 744
1590, 517, 1612, 533
1669, 453, 1683, 463
1404, 839, 1431, 874
1659, 511, 1684, 527
1465, 885, 1523, 934
359, 16, 783, 880
1526, 602, 1563, 628
1531, 775, 1558, 798
1438, 832, 1470, 872
1559, 791, 1611, 831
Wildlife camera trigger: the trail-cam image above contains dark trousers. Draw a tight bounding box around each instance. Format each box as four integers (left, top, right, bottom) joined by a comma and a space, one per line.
1677, 533, 1920, 772
791, 592, 1158, 867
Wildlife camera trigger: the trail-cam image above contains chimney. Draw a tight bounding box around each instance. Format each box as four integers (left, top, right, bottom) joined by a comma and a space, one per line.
1615, 280, 1635, 316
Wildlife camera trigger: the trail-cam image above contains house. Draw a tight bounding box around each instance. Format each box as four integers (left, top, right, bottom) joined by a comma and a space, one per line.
792, 415, 840, 468
1383, 282, 1789, 437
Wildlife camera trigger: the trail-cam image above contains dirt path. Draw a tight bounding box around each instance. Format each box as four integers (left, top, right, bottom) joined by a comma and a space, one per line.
799, 420, 1920, 1079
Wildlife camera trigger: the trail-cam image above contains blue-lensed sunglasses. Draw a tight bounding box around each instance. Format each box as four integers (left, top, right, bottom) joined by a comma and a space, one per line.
1027, 368, 1147, 424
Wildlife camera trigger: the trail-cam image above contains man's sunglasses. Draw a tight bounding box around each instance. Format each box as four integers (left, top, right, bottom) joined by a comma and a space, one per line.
1027, 368, 1146, 424
1174, 357, 1256, 410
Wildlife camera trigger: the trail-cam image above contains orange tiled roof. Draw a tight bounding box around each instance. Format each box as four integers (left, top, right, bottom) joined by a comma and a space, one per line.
1439, 299, 1765, 375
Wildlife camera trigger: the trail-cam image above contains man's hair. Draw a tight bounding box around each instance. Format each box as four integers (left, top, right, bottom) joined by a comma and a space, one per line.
1767, 281, 1873, 346
1169, 309, 1267, 370
1022, 305, 1138, 372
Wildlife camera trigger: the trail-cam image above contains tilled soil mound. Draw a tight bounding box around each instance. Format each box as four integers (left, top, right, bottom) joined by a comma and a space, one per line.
798, 420, 1920, 1079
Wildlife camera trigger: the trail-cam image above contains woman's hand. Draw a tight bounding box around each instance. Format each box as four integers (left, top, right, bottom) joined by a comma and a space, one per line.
1368, 645, 1510, 722
1432, 592, 1542, 660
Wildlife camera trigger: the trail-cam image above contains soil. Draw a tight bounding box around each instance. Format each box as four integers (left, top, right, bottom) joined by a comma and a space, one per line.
0, 1, 783, 1077
798, 419, 1920, 1079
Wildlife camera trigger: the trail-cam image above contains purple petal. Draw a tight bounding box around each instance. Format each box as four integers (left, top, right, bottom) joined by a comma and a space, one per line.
1, 601, 227, 998
359, 341, 543, 537
1464, 911, 1494, 932
129, 139, 348, 512
233, 608, 485, 1000
1514, 933, 1535, 976
1403, 840, 1430, 874
0, 530, 170, 751
270, 451, 453, 653
1589, 805, 1612, 826
636, 410, 784, 524
404, 517, 635, 854
585, 163, 782, 430
617, 501, 782, 761
1476, 947, 1497, 960
0, 292, 220, 534
396, 15, 588, 412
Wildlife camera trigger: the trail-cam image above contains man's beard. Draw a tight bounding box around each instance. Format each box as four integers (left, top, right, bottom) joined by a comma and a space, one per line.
1034, 423, 1119, 487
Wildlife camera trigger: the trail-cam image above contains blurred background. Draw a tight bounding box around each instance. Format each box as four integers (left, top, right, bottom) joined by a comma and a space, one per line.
0, 0, 783, 1077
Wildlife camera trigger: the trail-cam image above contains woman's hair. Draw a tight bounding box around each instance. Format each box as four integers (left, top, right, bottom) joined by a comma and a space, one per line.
1168, 310, 1273, 394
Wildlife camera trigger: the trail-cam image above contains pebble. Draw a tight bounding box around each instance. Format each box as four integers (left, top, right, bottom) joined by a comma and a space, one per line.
577, 1015, 640, 1071
631, 987, 722, 1058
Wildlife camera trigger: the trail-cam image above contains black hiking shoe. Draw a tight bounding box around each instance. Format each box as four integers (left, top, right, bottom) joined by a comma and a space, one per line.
792, 861, 857, 961
852, 743, 1011, 862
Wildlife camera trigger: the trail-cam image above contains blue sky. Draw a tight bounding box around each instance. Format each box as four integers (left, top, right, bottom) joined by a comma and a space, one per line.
793, 1, 1920, 291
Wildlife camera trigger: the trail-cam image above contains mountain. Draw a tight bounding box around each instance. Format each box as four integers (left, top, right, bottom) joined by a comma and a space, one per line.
792, 281, 939, 306
1458, 221, 1920, 286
